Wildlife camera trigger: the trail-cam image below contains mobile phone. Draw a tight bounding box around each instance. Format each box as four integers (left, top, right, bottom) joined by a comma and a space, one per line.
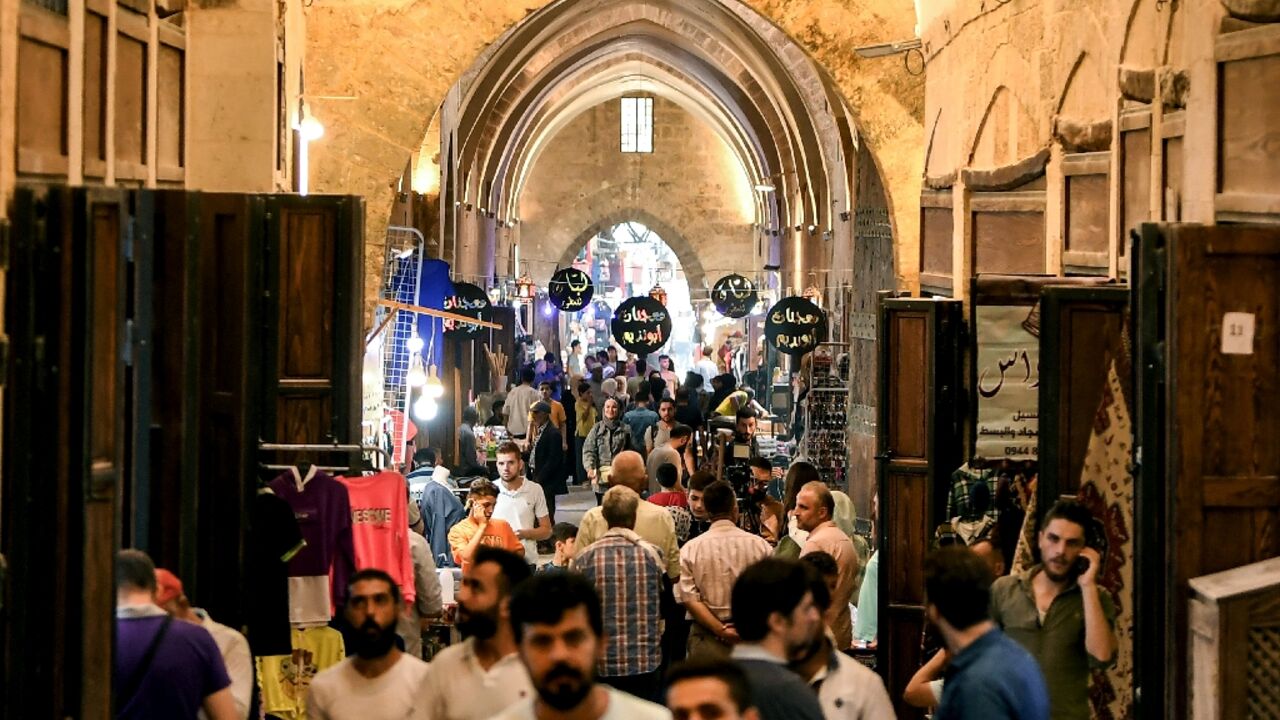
1070, 517, 1109, 577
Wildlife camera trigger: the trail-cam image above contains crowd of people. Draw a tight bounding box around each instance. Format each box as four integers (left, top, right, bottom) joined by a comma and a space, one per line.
112, 341, 1118, 720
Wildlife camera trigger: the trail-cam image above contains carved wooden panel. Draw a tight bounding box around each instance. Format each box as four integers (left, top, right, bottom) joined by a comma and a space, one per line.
83, 11, 108, 175
114, 33, 147, 175
157, 44, 185, 173
972, 210, 1045, 275
1219, 53, 1280, 196
16, 13, 69, 175
921, 206, 954, 280
1065, 174, 1109, 255
1121, 127, 1151, 254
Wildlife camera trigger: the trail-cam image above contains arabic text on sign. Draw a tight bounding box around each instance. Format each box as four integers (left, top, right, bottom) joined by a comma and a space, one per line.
770, 308, 820, 325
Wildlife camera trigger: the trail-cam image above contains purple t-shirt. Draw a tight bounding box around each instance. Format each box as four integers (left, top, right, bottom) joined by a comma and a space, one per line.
115, 615, 231, 719
269, 468, 357, 611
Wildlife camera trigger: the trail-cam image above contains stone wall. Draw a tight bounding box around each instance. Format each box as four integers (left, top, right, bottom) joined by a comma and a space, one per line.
302, 0, 924, 326
516, 97, 757, 290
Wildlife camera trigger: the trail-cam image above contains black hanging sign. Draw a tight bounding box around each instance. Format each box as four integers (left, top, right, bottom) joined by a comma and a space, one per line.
610, 296, 672, 354
548, 267, 595, 312
442, 282, 491, 338
764, 296, 827, 356
711, 274, 759, 318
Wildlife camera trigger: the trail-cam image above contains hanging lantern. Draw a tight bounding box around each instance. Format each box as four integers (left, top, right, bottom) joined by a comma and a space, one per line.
425, 364, 445, 399
516, 268, 536, 300
406, 354, 426, 387
648, 283, 668, 307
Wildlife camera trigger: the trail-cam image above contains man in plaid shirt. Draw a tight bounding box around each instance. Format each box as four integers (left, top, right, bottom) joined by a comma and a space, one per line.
572, 485, 666, 703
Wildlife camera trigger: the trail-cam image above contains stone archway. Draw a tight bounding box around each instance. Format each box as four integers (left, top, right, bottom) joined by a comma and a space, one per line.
556, 209, 708, 293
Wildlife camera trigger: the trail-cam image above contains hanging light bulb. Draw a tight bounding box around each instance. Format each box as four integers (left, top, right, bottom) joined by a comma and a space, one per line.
413, 393, 438, 420
406, 354, 426, 387
407, 334, 425, 353
425, 364, 445, 399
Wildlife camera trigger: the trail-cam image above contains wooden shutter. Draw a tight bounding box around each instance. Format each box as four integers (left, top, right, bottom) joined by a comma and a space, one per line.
1037, 286, 1128, 503
876, 297, 964, 719
260, 195, 364, 458
1134, 223, 1280, 720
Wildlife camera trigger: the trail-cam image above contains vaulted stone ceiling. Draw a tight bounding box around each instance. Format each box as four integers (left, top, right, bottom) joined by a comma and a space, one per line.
304, 0, 924, 296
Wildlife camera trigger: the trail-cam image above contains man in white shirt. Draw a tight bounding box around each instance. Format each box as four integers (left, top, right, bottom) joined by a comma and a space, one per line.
492, 441, 552, 562
417, 547, 535, 719
155, 568, 252, 719
506, 368, 542, 439
695, 346, 719, 391
677, 482, 773, 660
793, 552, 895, 719
493, 571, 671, 720
307, 569, 431, 720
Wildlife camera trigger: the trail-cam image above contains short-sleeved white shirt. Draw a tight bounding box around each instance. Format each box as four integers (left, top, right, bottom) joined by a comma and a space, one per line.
490, 686, 671, 720
307, 653, 430, 720
493, 477, 549, 560
418, 637, 533, 720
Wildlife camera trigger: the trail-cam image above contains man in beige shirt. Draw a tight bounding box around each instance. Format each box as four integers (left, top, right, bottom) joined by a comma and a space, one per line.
677, 481, 773, 659
795, 481, 858, 649
575, 450, 680, 579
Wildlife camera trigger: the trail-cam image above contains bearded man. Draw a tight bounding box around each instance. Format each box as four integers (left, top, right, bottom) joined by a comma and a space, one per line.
306, 569, 431, 719
417, 547, 536, 719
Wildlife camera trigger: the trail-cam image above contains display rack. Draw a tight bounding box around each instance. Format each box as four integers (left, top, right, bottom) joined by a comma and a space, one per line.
803, 342, 848, 489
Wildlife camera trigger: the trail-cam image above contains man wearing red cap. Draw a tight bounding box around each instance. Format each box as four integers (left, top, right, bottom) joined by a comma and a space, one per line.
156, 568, 253, 719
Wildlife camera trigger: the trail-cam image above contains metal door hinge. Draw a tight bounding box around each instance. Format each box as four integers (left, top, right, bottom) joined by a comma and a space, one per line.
0, 334, 8, 387
124, 217, 135, 262
123, 320, 135, 366
0, 218, 10, 271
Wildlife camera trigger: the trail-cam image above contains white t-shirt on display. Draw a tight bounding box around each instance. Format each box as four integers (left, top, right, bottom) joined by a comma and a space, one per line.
494, 478, 549, 560
490, 687, 672, 720
306, 653, 430, 720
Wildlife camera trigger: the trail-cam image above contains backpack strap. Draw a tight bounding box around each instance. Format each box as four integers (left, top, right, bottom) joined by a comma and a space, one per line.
119, 615, 173, 711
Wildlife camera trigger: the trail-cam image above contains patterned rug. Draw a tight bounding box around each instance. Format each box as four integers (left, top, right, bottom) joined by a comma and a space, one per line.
1076, 356, 1135, 720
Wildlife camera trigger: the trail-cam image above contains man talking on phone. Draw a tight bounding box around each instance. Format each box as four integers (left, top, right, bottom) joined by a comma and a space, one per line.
989, 498, 1116, 720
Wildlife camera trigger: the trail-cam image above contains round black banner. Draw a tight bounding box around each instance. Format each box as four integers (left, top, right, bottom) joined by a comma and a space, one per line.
710, 274, 759, 318
764, 296, 827, 357
442, 282, 491, 338
548, 267, 595, 312
610, 296, 672, 354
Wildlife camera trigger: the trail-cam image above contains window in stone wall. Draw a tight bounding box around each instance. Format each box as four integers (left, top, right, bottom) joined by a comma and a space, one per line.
620, 97, 654, 153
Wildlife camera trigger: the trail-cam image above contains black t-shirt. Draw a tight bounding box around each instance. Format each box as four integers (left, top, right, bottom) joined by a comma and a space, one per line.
674, 404, 704, 430
246, 491, 304, 656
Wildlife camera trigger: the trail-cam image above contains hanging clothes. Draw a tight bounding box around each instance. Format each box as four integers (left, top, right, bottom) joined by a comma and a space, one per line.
246, 489, 306, 657
269, 466, 357, 625
256, 626, 346, 720
337, 472, 416, 603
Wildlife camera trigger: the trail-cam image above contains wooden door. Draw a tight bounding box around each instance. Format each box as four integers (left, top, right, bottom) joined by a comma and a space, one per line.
144, 190, 202, 580
260, 195, 363, 459
1037, 286, 1128, 505
2, 186, 129, 719
876, 296, 964, 719
1134, 223, 1280, 720
193, 193, 265, 627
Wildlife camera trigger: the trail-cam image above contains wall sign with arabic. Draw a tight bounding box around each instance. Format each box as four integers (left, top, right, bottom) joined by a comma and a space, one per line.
764, 297, 827, 356
974, 304, 1039, 460
711, 274, 759, 318
442, 282, 492, 338
548, 267, 595, 311
610, 296, 671, 354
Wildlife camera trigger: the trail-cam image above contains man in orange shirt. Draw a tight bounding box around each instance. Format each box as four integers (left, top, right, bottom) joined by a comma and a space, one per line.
448, 480, 525, 572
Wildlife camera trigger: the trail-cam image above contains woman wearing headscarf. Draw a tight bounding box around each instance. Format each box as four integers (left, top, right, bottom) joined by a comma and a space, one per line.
647, 370, 668, 406
707, 372, 736, 414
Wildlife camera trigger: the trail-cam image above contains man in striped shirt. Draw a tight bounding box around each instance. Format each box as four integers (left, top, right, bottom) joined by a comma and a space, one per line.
572, 485, 666, 703
678, 481, 773, 660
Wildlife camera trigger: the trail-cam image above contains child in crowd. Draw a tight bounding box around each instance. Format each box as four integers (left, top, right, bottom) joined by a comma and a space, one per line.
540, 522, 579, 573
